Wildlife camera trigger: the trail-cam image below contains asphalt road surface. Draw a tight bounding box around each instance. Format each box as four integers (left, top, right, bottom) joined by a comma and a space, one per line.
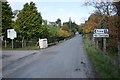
2, 34, 95, 78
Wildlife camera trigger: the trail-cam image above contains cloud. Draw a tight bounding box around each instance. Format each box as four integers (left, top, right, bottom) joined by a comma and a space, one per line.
38, 7, 50, 13
8, 1, 93, 25
59, 8, 66, 13
41, 10, 89, 25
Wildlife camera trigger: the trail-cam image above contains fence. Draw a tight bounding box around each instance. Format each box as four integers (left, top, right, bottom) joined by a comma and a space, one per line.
2, 39, 37, 48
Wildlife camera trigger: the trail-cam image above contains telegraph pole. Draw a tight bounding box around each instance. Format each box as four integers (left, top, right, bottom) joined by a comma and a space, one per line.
69, 17, 71, 32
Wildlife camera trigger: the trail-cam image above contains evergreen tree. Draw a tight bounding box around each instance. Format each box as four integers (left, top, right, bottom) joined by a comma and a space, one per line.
14, 2, 42, 40
2, 1, 12, 38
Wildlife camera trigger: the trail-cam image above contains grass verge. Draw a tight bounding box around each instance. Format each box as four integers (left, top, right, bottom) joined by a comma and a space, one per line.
83, 38, 119, 78
2, 46, 40, 50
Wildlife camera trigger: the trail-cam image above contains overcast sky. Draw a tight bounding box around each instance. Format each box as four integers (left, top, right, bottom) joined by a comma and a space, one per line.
8, 0, 96, 25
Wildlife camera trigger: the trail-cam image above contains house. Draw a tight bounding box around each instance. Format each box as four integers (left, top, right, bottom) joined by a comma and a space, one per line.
42, 19, 47, 25
42, 19, 57, 26
12, 10, 20, 21
47, 21, 56, 26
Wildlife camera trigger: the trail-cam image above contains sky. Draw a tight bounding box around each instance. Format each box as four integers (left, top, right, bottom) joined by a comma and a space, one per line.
8, 0, 96, 25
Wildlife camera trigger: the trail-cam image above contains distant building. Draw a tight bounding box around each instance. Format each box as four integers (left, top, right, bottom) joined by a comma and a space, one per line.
12, 10, 20, 21
42, 19, 57, 26
47, 21, 56, 26
42, 19, 47, 25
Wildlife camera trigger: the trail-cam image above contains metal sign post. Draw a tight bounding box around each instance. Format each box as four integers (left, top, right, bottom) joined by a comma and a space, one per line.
12, 39, 13, 49
93, 28, 109, 53
103, 38, 106, 54
5, 40, 7, 48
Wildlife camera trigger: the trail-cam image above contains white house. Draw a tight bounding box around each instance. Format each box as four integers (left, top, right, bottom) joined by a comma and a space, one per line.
12, 10, 20, 21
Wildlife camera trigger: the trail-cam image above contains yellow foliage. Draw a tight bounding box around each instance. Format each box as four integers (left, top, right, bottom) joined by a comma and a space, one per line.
84, 27, 91, 34
57, 29, 71, 37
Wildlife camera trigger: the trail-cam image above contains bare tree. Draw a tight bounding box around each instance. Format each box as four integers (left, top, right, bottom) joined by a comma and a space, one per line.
84, 1, 117, 16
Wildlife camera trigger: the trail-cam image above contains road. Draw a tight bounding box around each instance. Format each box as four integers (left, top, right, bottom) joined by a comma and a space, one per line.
2, 35, 95, 78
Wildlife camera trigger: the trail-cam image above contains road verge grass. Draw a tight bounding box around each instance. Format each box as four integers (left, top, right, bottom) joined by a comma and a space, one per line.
83, 38, 119, 78
2, 46, 40, 50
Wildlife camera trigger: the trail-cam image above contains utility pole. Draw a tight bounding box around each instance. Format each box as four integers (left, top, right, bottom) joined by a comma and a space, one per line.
69, 17, 71, 32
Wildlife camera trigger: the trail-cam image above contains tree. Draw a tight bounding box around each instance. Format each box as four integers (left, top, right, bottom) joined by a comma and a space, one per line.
113, 1, 120, 41
14, 3, 42, 39
56, 18, 61, 27
2, 1, 12, 38
57, 29, 71, 38
0, 1, 2, 36
71, 22, 79, 33
84, 1, 116, 16
78, 23, 86, 34
62, 22, 78, 34
47, 25, 59, 43
13, 2, 42, 47
62, 23, 70, 31
113, 1, 120, 73
113, 1, 120, 16
84, 12, 101, 34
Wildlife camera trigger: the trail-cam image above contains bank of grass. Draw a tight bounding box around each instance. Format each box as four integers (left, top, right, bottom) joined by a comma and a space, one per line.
83, 38, 119, 78
2, 46, 40, 50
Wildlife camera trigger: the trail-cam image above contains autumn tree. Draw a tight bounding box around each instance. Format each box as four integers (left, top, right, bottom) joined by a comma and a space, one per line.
113, 1, 120, 73
57, 29, 71, 38
84, 1, 116, 16
84, 12, 101, 34
113, 1, 120, 41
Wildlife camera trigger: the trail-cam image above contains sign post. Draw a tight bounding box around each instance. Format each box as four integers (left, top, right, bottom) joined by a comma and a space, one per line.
93, 29, 109, 53
5, 40, 7, 48
12, 39, 13, 49
103, 38, 106, 53
7, 29, 17, 49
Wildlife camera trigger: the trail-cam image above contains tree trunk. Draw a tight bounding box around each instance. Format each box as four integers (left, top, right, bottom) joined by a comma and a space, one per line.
24, 40, 26, 47
22, 37, 24, 48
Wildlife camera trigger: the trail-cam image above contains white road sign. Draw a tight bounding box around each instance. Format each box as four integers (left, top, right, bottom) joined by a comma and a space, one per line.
93, 33, 109, 38
7, 29, 17, 39
94, 29, 108, 34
